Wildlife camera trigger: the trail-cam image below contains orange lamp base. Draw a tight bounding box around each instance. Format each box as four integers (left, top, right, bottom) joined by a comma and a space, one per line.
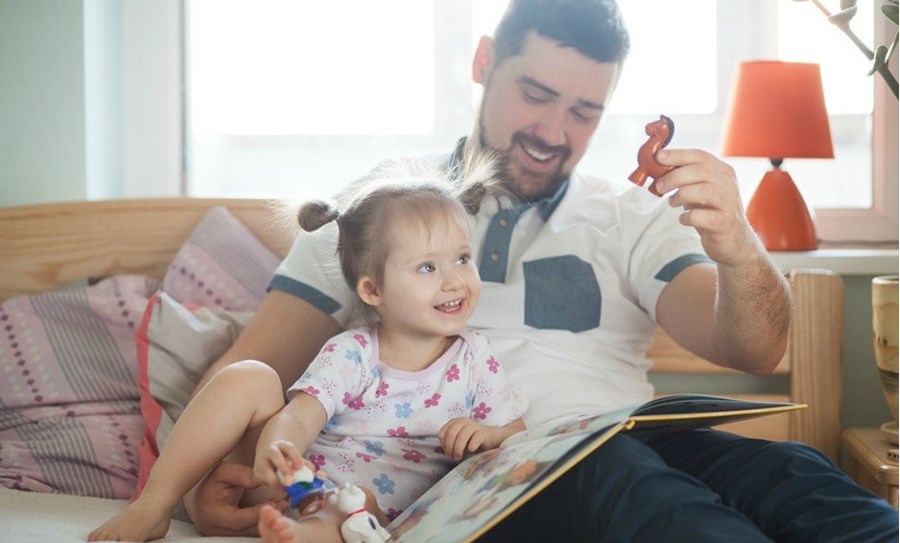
746, 168, 818, 251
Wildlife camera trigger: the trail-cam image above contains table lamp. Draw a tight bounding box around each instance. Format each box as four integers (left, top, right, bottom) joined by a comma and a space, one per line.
721, 61, 834, 251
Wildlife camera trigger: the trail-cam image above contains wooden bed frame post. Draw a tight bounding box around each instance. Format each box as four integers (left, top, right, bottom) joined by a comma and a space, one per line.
787, 268, 844, 462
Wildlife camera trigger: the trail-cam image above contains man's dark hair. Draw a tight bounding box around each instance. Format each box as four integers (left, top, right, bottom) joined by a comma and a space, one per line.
492, 0, 630, 67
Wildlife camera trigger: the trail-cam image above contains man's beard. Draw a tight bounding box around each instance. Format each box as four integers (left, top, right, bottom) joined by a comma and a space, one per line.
477, 117, 572, 202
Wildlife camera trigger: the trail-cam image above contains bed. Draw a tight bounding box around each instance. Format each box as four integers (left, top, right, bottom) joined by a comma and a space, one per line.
0, 198, 844, 542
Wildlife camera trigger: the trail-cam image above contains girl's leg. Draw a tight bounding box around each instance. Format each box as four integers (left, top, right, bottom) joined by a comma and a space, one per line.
88, 360, 285, 542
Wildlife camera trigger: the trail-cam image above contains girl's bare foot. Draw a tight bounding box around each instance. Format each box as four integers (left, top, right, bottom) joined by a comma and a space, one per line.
258, 502, 344, 543
259, 505, 301, 543
87, 498, 171, 542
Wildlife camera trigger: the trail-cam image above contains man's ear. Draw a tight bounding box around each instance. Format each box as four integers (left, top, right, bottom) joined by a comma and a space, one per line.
472, 35, 494, 84
356, 276, 382, 306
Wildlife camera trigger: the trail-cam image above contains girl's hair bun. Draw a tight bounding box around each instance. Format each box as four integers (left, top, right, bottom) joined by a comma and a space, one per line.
297, 199, 340, 232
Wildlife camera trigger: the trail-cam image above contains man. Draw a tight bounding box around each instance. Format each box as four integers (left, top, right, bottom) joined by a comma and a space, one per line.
185, 1, 898, 540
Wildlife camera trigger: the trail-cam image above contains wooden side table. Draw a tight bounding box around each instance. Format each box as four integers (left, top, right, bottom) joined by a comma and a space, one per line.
841, 427, 898, 507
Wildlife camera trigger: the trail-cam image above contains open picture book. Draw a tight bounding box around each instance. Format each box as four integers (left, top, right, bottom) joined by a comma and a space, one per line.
386, 394, 805, 543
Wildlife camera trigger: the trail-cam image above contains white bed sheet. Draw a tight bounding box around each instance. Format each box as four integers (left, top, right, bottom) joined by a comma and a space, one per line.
0, 487, 258, 543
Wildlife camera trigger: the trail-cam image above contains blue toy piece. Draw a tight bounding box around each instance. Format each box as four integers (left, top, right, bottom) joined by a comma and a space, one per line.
279, 466, 327, 508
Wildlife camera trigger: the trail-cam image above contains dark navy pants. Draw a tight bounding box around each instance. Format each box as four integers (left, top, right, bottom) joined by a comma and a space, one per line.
479, 429, 898, 542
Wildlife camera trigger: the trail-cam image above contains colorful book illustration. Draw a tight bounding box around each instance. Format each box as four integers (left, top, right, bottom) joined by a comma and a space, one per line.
387, 394, 805, 543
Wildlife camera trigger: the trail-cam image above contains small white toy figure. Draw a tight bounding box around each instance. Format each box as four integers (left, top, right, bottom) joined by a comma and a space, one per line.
328, 483, 390, 543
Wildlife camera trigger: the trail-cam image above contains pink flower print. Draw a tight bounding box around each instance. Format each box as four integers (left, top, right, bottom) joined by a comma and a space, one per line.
376, 381, 389, 398
323, 343, 336, 352
387, 426, 408, 438
308, 454, 326, 471
402, 449, 426, 463
434, 445, 445, 455
446, 364, 460, 382
342, 392, 364, 410
354, 333, 368, 347
386, 508, 403, 522
473, 401, 492, 420
337, 451, 355, 474
356, 452, 375, 463
302, 385, 320, 397
424, 393, 441, 408
486, 355, 500, 374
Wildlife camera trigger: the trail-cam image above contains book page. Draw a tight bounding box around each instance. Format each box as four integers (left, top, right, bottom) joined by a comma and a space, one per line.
388, 424, 621, 543
500, 406, 635, 447
387, 394, 803, 542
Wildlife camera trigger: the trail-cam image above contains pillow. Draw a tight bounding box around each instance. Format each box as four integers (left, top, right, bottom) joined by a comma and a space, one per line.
134, 293, 253, 495
0, 275, 160, 499
163, 206, 281, 311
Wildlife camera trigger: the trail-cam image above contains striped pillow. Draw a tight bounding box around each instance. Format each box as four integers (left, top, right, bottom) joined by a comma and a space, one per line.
0, 275, 160, 499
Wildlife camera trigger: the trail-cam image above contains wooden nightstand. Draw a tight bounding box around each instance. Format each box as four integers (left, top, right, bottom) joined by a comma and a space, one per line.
841, 427, 898, 507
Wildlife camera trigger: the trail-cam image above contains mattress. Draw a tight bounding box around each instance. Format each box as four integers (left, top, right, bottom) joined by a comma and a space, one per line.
0, 487, 258, 542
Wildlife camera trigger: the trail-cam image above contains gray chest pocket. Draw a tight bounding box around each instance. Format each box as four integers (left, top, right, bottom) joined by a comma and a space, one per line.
523, 256, 601, 333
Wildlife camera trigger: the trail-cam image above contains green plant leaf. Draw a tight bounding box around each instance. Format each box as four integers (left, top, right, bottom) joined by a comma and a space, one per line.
883, 5, 899, 25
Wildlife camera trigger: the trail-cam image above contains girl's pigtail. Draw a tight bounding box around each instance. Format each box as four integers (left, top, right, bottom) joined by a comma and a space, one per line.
298, 199, 340, 232
456, 148, 506, 214
459, 181, 488, 215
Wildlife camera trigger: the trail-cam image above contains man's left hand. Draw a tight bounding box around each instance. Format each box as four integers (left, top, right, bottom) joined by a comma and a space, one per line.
652, 148, 762, 267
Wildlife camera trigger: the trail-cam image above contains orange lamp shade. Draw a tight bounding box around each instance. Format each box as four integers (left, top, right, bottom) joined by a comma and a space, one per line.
722, 61, 834, 159
721, 61, 834, 251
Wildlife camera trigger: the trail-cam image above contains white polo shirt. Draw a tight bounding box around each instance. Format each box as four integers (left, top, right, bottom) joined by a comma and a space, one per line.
271, 170, 712, 428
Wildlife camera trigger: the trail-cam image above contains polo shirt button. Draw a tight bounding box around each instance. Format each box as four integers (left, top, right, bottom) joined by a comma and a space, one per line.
491, 253, 500, 262
498, 217, 508, 227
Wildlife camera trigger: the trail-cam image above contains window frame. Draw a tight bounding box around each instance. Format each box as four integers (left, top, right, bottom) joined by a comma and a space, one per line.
121, 0, 898, 244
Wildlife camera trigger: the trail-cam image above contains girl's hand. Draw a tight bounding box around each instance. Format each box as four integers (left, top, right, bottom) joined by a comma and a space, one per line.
253, 439, 308, 488
438, 418, 499, 461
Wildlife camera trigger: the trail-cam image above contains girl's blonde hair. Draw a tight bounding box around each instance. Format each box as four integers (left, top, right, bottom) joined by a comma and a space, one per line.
297, 151, 502, 325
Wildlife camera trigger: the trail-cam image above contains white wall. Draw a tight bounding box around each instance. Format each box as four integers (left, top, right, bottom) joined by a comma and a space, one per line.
0, 0, 180, 207
0, 0, 88, 205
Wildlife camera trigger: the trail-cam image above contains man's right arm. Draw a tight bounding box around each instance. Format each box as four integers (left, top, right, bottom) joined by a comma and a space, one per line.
194, 289, 343, 396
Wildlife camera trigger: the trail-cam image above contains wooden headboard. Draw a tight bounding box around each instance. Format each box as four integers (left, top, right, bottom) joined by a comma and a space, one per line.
0, 198, 844, 460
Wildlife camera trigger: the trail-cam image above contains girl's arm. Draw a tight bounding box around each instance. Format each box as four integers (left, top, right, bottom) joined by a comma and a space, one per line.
253, 392, 328, 487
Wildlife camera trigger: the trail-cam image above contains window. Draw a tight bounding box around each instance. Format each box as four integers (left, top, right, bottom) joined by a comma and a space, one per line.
186, 0, 466, 201
171, 0, 897, 242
